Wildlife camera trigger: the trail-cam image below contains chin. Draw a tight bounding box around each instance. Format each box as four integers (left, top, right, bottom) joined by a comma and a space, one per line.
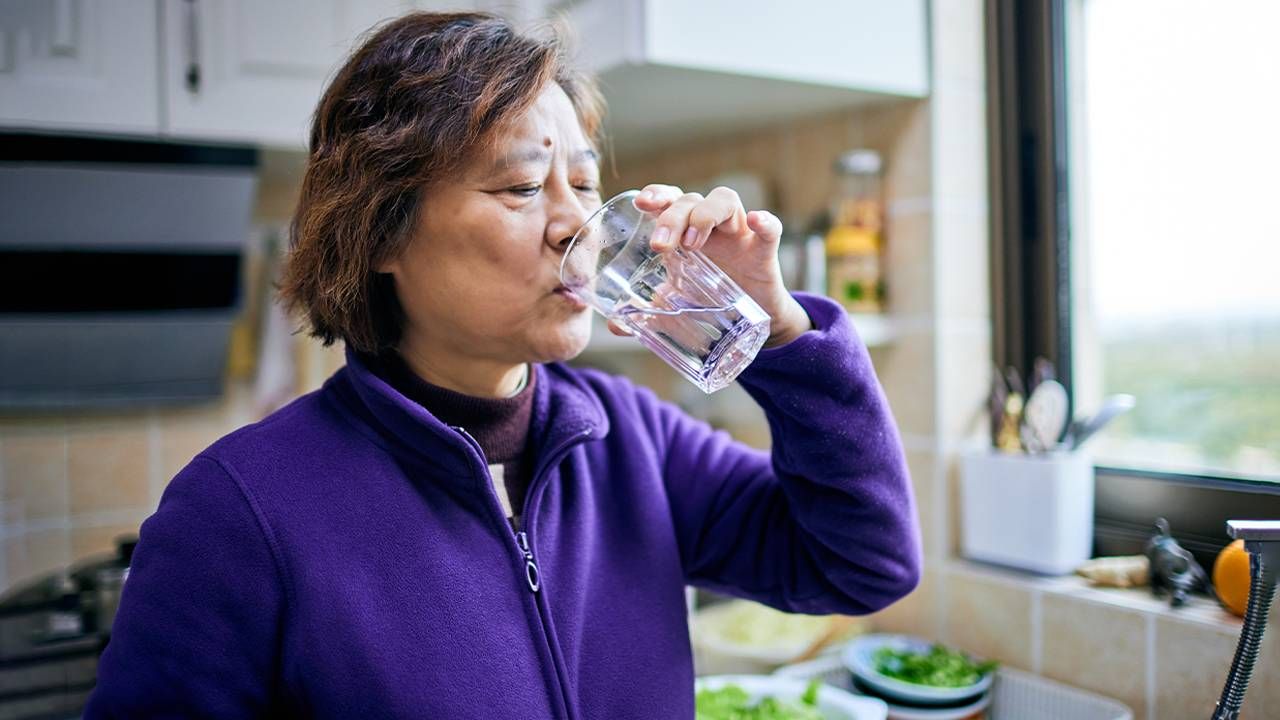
530, 314, 592, 362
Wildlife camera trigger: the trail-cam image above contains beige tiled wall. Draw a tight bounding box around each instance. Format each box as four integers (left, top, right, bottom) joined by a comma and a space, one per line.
0, 334, 347, 592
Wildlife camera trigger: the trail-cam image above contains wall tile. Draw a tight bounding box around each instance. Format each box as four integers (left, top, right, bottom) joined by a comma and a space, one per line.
943, 569, 1034, 670
1, 436, 67, 521
159, 421, 223, 488
1251, 617, 1280, 720
22, 527, 71, 581
933, 207, 990, 322
68, 429, 151, 516
904, 450, 939, 561
883, 210, 934, 318
869, 333, 936, 438
931, 86, 988, 212
1154, 617, 1240, 720
870, 562, 940, 640
932, 0, 987, 91
1042, 593, 1148, 718
877, 101, 932, 202
936, 328, 994, 445
778, 112, 851, 226
70, 521, 143, 560
3, 533, 28, 588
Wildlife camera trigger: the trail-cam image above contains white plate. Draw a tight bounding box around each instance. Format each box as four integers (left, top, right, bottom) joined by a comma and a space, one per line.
874, 690, 990, 720
696, 674, 888, 720
841, 635, 992, 706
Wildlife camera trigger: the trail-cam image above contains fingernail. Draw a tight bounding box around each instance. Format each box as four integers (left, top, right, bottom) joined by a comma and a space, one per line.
682, 227, 698, 247
652, 226, 670, 248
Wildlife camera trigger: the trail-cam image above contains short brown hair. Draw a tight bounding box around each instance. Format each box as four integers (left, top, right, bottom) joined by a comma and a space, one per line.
279, 12, 604, 354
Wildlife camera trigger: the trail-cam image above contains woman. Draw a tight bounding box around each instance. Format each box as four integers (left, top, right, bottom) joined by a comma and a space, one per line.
86, 11, 920, 719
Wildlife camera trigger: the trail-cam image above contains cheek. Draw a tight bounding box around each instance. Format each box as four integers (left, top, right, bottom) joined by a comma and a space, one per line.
477, 219, 545, 287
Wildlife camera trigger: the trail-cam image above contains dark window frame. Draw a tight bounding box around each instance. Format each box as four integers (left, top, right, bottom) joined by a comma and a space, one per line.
984, 0, 1280, 571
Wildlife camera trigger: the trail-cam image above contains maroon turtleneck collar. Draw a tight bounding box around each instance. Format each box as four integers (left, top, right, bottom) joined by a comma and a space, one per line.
375, 353, 536, 465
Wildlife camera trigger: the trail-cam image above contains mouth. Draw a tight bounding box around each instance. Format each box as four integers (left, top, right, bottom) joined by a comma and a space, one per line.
554, 285, 589, 310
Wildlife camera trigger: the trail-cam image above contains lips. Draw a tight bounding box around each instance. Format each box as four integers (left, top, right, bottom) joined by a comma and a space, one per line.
554, 285, 589, 309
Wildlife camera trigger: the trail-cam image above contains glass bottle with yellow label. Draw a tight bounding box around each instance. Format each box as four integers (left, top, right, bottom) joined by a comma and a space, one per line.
825, 150, 885, 314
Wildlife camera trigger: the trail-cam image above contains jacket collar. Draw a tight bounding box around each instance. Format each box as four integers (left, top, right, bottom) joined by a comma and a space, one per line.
329, 346, 611, 477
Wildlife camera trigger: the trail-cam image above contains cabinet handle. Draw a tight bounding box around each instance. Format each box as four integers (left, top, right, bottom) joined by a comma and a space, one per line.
184, 0, 201, 93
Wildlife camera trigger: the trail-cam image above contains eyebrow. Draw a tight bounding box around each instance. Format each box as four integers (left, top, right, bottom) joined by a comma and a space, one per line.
491, 147, 599, 171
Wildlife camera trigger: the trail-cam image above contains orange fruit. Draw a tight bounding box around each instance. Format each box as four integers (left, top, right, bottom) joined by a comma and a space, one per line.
1212, 539, 1251, 617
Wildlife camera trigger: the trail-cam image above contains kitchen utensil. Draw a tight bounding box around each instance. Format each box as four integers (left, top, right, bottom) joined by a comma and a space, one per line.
988, 366, 1008, 449
841, 635, 993, 706
1021, 379, 1069, 453
695, 674, 888, 720
996, 392, 1024, 453
1031, 356, 1056, 389
1004, 366, 1026, 398
560, 189, 771, 394
1063, 394, 1136, 450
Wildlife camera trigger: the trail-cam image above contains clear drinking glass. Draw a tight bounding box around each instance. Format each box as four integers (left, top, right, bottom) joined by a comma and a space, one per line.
560, 189, 771, 393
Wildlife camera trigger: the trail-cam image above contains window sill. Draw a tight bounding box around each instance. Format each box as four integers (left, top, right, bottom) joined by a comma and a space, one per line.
945, 557, 1244, 636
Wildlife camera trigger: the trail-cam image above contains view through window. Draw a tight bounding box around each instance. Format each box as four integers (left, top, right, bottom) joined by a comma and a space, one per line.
1069, 0, 1280, 481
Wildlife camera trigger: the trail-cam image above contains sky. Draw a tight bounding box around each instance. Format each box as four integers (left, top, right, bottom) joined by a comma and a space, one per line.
1079, 0, 1280, 323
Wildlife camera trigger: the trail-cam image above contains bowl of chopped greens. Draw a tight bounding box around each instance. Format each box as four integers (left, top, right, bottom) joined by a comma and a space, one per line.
841, 635, 997, 706
695, 675, 888, 720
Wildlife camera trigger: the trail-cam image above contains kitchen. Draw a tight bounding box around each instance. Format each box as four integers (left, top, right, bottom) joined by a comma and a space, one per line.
1, 1, 1278, 719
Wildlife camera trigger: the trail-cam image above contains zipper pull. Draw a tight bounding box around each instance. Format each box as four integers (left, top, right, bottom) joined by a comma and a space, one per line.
516, 531, 540, 593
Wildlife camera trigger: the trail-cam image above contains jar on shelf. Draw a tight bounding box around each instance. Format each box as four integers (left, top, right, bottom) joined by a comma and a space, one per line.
824, 149, 885, 314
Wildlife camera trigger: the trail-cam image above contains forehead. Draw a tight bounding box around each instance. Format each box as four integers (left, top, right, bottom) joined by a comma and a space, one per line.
477, 84, 597, 172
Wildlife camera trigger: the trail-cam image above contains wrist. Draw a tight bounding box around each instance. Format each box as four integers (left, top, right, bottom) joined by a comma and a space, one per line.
762, 297, 812, 349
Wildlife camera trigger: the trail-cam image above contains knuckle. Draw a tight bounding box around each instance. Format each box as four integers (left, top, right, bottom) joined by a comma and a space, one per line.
710, 186, 740, 204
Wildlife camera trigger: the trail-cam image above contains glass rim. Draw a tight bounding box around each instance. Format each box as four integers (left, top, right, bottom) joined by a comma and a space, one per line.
558, 188, 644, 288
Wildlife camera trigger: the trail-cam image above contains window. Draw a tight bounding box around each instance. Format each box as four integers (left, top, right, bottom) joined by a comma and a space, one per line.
988, 0, 1280, 567
1068, 0, 1280, 482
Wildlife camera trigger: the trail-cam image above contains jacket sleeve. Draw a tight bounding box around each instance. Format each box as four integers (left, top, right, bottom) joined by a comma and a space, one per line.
653, 291, 921, 615
83, 455, 287, 719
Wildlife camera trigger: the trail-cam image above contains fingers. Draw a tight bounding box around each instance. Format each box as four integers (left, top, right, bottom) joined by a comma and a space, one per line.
634, 184, 684, 213
683, 187, 744, 252
606, 318, 633, 337
649, 191, 704, 252
644, 185, 778, 254
745, 209, 783, 245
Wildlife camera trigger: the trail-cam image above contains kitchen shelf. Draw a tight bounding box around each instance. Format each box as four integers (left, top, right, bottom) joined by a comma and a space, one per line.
849, 313, 896, 347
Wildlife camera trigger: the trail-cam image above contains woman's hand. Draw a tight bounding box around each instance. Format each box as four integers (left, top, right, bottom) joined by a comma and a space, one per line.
622, 184, 812, 348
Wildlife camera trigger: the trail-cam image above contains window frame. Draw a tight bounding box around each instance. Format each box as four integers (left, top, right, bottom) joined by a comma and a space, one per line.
984, 0, 1280, 570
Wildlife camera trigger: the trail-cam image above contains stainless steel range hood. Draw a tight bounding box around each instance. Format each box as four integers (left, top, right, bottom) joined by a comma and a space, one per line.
0, 133, 259, 409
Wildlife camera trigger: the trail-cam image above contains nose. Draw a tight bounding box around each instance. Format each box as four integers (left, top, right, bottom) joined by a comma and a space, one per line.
545, 187, 594, 254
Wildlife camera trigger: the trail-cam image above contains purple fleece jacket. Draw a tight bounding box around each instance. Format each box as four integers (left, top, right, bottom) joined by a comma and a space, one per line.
84, 291, 921, 719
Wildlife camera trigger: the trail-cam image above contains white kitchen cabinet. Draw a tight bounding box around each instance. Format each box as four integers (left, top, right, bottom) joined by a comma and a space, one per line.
562, 0, 929, 155
161, 0, 421, 148
0, 0, 160, 135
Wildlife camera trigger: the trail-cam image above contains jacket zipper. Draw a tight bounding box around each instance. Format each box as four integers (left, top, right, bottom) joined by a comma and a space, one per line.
451, 424, 594, 720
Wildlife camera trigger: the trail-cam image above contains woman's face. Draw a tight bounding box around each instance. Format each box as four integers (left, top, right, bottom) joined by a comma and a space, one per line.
381, 83, 601, 366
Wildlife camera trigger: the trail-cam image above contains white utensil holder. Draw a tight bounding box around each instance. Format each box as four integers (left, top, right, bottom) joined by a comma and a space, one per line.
960, 449, 1095, 575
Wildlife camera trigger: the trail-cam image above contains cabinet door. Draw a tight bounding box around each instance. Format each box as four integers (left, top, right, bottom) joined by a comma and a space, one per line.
162, 0, 414, 148
0, 0, 160, 135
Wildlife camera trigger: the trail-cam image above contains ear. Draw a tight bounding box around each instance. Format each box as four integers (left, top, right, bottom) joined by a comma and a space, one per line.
375, 257, 398, 275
